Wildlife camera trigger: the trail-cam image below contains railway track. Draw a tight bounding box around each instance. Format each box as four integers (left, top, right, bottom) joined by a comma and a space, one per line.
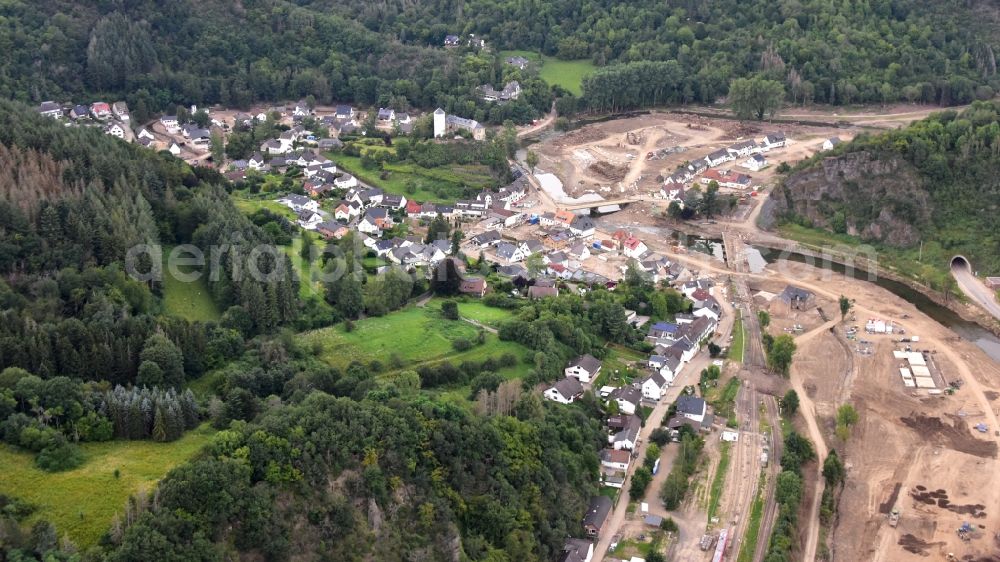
752, 395, 783, 562
728, 380, 762, 559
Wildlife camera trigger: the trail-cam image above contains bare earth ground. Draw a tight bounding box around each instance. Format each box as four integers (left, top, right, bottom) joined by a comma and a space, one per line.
771, 260, 1000, 562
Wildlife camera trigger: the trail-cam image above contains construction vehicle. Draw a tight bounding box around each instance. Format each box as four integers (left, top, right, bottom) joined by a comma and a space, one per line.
888, 507, 900, 527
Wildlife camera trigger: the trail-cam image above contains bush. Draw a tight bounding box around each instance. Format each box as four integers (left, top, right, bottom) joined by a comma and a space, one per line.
452, 338, 472, 351
659, 517, 678, 533
35, 442, 84, 472
441, 301, 459, 320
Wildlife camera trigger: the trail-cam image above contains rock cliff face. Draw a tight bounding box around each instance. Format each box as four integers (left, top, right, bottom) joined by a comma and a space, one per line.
771, 151, 930, 248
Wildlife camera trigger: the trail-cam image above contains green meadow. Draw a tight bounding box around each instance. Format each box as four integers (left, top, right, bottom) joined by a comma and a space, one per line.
0, 425, 215, 548
501, 50, 597, 96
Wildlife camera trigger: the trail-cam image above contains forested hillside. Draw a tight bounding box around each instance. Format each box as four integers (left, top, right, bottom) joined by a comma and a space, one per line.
0, 99, 298, 384
308, 0, 1000, 106
772, 101, 1000, 280
2, 0, 999, 119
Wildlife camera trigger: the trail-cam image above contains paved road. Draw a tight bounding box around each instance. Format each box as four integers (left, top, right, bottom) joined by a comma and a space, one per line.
951, 262, 1000, 321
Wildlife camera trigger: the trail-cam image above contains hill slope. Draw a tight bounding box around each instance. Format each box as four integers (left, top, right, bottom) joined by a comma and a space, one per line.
771, 101, 1000, 280
2, 0, 999, 115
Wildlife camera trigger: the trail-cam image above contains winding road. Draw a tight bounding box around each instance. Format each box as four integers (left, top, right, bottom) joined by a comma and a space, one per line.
951, 258, 1000, 321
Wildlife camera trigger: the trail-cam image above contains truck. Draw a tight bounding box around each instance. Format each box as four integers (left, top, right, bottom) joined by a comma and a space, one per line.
889, 507, 900, 527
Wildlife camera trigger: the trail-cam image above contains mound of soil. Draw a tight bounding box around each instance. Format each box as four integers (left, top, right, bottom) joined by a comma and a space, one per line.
588, 161, 628, 181
898, 533, 944, 555
899, 414, 998, 458
879, 482, 902, 514
909, 487, 988, 518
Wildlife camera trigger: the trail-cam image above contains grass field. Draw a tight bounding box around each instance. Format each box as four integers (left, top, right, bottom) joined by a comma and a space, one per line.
232, 195, 297, 220
301, 306, 532, 379
737, 471, 768, 562
707, 441, 731, 523
729, 315, 745, 363
161, 248, 221, 322
0, 425, 215, 548
500, 50, 596, 96
325, 152, 493, 204
285, 235, 327, 300
593, 345, 647, 388
424, 299, 518, 327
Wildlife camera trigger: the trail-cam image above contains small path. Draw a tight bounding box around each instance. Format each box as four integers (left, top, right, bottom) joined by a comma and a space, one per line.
461, 317, 498, 334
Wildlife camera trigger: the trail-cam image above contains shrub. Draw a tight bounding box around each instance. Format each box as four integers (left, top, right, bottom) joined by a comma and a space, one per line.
452, 338, 472, 351
36, 442, 84, 472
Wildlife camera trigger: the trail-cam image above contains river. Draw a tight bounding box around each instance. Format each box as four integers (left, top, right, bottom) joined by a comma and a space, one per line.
669, 231, 1000, 362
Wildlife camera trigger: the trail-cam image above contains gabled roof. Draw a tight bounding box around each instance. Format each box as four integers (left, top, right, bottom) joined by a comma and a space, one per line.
551, 377, 584, 399
611, 385, 642, 405
583, 496, 613, 529
676, 395, 706, 416
568, 354, 602, 374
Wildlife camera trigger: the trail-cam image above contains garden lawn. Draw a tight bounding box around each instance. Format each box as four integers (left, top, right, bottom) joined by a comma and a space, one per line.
325, 152, 493, 204
593, 344, 647, 387
423, 298, 518, 327
285, 235, 326, 300
500, 50, 596, 96
161, 248, 221, 322
301, 306, 532, 378
232, 195, 297, 220
729, 315, 745, 363
0, 425, 215, 548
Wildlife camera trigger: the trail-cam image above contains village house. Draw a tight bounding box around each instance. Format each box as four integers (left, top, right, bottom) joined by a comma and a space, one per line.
742, 154, 768, 172
443, 34, 461, 47
568, 242, 591, 261
442, 113, 486, 140
601, 449, 631, 473
90, 102, 111, 120
761, 132, 787, 150
458, 276, 488, 297
160, 115, 179, 131
495, 242, 525, 264
544, 377, 585, 404
358, 208, 392, 234
278, 194, 320, 213
609, 413, 641, 451
335, 105, 355, 120
478, 81, 522, 102
622, 236, 648, 259
779, 285, 815, 310
565, 354, 602, 383
470, 230, 502, 248
640, 372, 669, 401
70, 105, 90, 120
104, 122, 125, 138
37, 101, 63, 119
376, 108, 396, 125
297, 210, 324, 230
527, 285, 559, 299
334, 201, 362, 221
822, 137, 841, 151
676, 395, 707, 423
704, 148, 734, 167
506, 56, 530, 69
560, 538, 594, 562
569, 216, 596, 238
583, 496, 613, 538
112, 102, 129, 121
726, 139, 759, 157
610, 385, 642, 415
699, 168, 753, 190
316, 221, 349, 240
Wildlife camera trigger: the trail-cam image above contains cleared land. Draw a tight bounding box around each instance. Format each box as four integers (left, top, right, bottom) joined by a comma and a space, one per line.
501, 50, 596, 96
0, 425, 215, 548
161, 249, 221, 322
300, 305, 531, 378
325, 151, 494, 204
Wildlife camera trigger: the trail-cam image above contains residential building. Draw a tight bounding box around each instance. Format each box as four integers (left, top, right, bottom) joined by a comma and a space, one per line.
90, 102, 111, 120
559, 538, 594, 562
459, 277, 488, 297
444, 114, 486, 140
278, 194, 320, 213
37, 101, 63, 119
704, 148, 734, 167
104, 123, 125, 138
335, 105, 355, 120
527, 285, 559, 299
443, 34, 461, 47
358, 208, 392, 234
640, 372, 668, 400
822, 137, 841, 151
601, 449, 631, 472
762, 132, 787, 150
778, 284, 815, 309
610, 385, 642, 415
676, 395, 707, 423
726, 139, 758, 157
112, 102, 129, 121
565, 354, 602, 383
506, 56, 530, 70
742, 154, 768, 172
583, 496, 613, 537
623, 236, 648, 259
544, 377, 585, 404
